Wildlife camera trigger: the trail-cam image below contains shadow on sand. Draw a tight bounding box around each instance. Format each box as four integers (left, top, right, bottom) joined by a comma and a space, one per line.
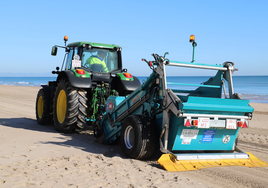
0, 117, 163, 169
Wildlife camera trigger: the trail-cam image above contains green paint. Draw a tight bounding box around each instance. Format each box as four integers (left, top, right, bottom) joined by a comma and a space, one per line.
71, 69, 91, 78
116, 73, 134, 81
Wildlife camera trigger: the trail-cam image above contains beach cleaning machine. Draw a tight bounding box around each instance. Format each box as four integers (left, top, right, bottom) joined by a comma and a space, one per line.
94, 35, 267, 171
36, 35, 267, 171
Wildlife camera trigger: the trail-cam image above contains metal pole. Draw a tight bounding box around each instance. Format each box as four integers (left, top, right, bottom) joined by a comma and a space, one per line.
191, 42, 197, 63
159, 58, 170, 149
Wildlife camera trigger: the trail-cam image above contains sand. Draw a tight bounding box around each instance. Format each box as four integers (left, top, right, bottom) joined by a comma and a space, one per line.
0, 85, 267, 188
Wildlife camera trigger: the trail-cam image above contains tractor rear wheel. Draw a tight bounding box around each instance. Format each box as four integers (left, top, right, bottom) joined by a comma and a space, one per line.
53, 79, 87, 133
36, 88, 52, 125
120, 115, 157, 160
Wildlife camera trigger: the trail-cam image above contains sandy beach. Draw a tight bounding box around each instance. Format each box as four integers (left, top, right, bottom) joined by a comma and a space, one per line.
0, 85, 267, 188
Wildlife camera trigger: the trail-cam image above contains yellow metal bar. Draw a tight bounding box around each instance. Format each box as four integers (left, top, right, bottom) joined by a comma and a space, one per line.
157, 152, 268, 172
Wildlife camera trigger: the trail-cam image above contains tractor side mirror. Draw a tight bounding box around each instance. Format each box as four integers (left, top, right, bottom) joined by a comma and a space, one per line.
51, 46, 58, 56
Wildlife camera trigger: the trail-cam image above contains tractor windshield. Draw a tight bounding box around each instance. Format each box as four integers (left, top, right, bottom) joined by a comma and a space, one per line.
81, 48, 119, 73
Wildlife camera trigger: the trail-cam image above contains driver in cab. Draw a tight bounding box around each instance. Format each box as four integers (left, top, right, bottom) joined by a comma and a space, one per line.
86, 49, 109, 73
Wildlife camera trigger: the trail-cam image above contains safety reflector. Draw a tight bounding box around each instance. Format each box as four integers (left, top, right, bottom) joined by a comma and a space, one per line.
185, 119, 191, 127
158, 152, 268, 172
243, 121, 248, 128
237, 121, 248, 128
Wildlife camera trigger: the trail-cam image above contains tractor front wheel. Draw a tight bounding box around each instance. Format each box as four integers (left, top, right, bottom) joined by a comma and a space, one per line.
53, 79, 87, 133
120, 115, 157, 160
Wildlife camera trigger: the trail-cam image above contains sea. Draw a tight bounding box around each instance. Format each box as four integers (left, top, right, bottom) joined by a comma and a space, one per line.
0, 76, 267, 103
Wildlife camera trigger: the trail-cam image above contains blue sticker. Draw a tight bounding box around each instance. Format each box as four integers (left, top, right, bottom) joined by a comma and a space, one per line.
201, 130, 216, 143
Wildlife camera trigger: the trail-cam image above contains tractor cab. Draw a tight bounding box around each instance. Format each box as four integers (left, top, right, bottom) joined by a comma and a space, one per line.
51, 37, 125, 86
64, 42, 122, 74
81, 47, 119, 73
50, 36, 140, 95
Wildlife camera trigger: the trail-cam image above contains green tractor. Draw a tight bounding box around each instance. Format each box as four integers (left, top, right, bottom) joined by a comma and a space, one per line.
35, 36, 141, 134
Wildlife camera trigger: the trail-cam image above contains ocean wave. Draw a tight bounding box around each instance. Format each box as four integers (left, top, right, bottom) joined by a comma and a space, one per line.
0, 77, 55, 87
0, 81, 43, 87
16, 81, 30, 85
240, 93, 268, 97
239, 94, 268, 103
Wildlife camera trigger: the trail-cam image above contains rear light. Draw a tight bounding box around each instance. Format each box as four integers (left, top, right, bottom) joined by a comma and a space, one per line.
192, 120, 198, 126
76, 69, 85, 75
124, 73, 132, 78
237, 121, 248, 128
237, 121, 243, 127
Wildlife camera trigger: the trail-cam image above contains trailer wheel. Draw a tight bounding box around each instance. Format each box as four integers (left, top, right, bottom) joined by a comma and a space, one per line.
53, 79, 87, 133
120, 115, 157, 160
36, 88, 52, 125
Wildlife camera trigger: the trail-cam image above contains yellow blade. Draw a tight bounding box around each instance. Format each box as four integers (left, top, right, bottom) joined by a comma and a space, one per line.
157, 152, 268, 172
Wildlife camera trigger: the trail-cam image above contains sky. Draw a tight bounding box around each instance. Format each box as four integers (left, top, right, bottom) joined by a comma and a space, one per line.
0, 0, 267, 77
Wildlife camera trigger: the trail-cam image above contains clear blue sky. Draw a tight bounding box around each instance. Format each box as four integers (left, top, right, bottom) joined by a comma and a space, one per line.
0, 0, 267, 77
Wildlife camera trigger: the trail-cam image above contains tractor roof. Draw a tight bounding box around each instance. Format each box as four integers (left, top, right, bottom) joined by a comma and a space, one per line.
67, 42, 120, 49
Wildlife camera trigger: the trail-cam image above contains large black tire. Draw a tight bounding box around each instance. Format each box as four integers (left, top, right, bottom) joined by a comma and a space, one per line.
120, 115, 157, 160
53, 79, 87, 133
36, 88, 53, 125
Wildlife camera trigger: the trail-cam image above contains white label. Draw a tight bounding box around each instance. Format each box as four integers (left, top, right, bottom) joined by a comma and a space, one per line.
180, 129, 199, 139
72, 60, 81, 68
198, 118, 210, 128
226, 119, 237, 129
182, 138, 191, 145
